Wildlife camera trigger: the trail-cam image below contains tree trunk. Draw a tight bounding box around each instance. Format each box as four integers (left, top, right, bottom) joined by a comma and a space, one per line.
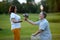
56, 0, 60, 12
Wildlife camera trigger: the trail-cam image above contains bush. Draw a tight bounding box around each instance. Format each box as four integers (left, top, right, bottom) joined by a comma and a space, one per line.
48, 18, 60, 23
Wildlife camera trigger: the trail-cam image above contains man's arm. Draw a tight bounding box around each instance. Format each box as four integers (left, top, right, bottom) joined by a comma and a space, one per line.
26, 19, 37, 25
32, 22, 47, 36
32, 29, 44, 36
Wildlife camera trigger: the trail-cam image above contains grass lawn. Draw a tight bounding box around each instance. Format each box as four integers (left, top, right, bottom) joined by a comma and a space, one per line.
0, 13, 60, 40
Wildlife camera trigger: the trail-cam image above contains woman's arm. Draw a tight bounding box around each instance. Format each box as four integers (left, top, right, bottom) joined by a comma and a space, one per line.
11, 18, 22, 23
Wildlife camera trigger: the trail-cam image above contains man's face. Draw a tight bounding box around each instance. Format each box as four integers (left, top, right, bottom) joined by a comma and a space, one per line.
39, 13, 44, 19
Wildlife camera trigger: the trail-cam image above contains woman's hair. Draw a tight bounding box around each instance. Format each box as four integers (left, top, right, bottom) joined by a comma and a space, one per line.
9, 5, 16, 13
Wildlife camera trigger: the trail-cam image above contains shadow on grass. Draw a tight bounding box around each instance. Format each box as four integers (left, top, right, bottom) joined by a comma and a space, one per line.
0, 35, 60, 40
0, 37, 31, 40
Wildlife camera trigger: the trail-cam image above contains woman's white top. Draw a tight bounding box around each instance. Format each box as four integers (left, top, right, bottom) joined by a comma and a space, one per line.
10, 12, 21, 30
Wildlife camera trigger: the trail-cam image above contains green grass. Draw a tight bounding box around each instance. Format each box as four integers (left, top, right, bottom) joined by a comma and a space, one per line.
0, 13, 60, 40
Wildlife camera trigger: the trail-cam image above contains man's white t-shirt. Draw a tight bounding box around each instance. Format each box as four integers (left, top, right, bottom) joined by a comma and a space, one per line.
10, 12, 21, 30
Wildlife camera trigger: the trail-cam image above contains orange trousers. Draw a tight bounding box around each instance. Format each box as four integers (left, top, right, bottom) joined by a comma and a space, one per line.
12, 28, 20, 40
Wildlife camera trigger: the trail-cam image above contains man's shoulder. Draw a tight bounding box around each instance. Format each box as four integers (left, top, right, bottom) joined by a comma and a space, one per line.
43, 19, 49, 24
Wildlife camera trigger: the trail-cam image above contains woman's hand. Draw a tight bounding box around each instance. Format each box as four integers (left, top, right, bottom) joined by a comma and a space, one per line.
19, 21, 23, 22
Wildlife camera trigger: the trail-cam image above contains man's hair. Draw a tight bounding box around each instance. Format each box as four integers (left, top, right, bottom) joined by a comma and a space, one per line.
42, 11, 47, 18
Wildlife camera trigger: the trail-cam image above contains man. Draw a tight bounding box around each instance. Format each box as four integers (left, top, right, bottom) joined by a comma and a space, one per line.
24, 5, 52, 40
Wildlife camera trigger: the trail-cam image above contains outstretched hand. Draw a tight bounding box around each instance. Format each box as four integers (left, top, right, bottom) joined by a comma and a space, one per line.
32, 34, 36, 37
23, 13, 29, 21
24, 17, 28, 21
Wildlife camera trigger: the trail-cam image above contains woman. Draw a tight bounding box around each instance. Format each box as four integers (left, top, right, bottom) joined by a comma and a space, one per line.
9, 5, 22, 40
24, 5, 52, 40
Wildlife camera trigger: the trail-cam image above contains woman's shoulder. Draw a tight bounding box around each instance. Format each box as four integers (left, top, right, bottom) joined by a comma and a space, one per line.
11, 12, 16, 15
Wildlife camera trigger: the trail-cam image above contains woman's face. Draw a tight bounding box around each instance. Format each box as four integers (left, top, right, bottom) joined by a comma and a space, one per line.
15, 6, 17, 13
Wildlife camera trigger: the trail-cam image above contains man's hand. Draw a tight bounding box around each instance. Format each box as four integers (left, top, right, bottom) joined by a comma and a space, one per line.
23, 13, 29, 18
32, 34, 36, 37
24, 17, 28, 21
23, 13, 29, 21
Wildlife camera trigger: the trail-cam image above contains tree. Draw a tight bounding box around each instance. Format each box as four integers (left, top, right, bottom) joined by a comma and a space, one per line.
26, 0, 34, 3
46, 0, 60, 12
12, 0, 21, 13
0, 2, 10, 14
56, 0, 60, 12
